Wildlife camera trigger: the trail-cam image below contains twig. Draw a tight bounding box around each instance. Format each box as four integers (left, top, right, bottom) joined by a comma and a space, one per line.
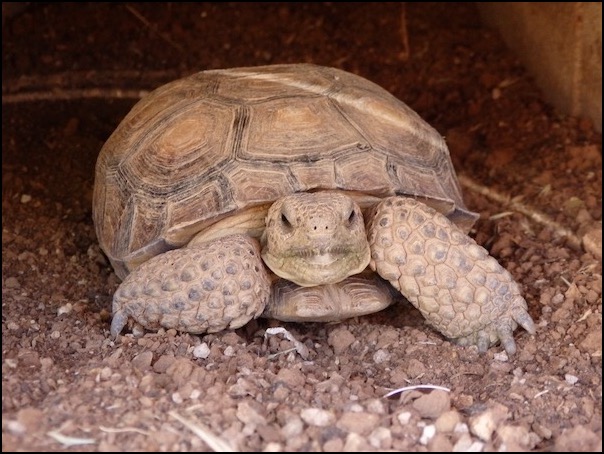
125, 5, 185, 54
399, 3, 410, 61
264, 327, 310, 359
2, 69, 184, 93
99, 426, 150, 436
560, 276, 573, 288
577, 309, 593, 323
47, 430, 96, 447
3, 88, 148, 103
459, 174, 582, 249
267, 346, 298, 359
169, 411, 237, 452
533, 390, 550, 399
2, 69, 189, 104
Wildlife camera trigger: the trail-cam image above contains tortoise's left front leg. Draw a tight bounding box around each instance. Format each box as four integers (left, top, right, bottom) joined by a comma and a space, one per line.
110, 235, 270, 337
367, 197, 536, 355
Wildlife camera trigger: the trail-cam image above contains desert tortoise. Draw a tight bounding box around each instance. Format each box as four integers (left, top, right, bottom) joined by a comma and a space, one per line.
93, 64, 535, 354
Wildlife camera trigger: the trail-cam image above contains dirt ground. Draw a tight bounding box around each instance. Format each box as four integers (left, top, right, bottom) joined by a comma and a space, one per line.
2, 3, 602, 452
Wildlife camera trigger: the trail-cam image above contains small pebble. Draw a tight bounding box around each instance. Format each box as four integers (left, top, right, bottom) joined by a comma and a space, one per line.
5, 277, 20, 289
565, 374, 579, 385
419, 424, 436, 445
193, 343, 210, 359
412, 390, 451, 419
336, 411, 380, 435
300, 408, 335, 427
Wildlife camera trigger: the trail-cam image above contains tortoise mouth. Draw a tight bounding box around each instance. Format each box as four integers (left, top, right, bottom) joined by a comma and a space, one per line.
292, 247, 352, 267
290, 245, 354, 259
302, 251, 340, 267
262, 244, 371, 287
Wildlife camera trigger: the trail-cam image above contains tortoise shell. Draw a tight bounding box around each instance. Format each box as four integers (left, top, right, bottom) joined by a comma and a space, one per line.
93, 64, 478, 279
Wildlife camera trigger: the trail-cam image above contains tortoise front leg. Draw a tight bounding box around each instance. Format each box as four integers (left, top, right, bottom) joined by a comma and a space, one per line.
367, 197, 535, 355
110, 235, 270, 337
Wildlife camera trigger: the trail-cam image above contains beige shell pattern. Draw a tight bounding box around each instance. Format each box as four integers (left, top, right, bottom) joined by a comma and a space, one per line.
93, 64, 478, 280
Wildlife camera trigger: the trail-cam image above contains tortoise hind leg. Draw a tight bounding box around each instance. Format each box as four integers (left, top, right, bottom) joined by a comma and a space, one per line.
110, 234, 271, 337
367, 197, 536, 355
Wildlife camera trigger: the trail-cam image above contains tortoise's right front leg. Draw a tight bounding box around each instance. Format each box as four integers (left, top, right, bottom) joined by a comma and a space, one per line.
110, 234, 271, 337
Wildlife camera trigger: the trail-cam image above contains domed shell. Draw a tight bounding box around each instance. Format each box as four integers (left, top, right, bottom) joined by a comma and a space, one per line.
93, 64, 478, 279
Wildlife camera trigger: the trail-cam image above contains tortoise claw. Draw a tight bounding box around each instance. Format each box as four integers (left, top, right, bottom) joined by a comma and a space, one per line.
453, 307, 535, 355
495, 302, 536, 355
496, 322, 517, 356
514, 307, 537, 335
476, 331, 490, 354
110, 309, 128, 339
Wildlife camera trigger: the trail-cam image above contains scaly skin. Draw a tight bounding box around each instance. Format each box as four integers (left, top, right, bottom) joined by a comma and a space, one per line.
111, 235, 270, 337
110, 193, 535, 355
367, 197, 536, 354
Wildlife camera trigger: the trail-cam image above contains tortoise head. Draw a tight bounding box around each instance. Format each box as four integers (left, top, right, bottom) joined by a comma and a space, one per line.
261, 191, 370, 287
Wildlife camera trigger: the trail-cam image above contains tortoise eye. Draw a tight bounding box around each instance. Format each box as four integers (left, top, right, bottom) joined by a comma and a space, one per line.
347, 209, 356, 225
281, 212, 293, 229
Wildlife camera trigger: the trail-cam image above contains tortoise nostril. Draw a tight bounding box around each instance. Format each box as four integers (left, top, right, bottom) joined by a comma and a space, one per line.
312, 224, 331, 232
